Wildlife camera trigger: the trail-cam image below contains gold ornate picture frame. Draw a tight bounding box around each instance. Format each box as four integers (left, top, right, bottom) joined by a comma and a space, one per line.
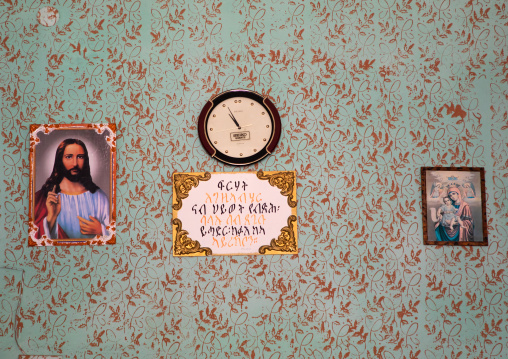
172, 170, 298, 256
28, 124, 116, 246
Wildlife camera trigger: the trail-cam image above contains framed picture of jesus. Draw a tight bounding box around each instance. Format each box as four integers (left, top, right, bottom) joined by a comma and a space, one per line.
28, 124, 116, 246
421, 167, 487, 246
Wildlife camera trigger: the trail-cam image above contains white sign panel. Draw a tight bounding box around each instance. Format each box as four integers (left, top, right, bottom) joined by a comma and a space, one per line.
172, 171, 297, 256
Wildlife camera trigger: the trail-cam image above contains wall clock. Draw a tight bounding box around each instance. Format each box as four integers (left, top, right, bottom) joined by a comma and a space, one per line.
197, 89, 281, 166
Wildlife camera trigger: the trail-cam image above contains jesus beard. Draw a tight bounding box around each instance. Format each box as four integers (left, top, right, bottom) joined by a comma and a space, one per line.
64, 166, 83, 182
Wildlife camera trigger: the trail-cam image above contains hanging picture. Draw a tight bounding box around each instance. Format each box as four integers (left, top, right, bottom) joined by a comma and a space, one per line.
28, 124, 116, 246
421, 167, 487, 246
172, 170, 298, 256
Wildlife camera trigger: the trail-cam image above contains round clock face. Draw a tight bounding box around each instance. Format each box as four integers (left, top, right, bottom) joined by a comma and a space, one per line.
198, 90, 281, 166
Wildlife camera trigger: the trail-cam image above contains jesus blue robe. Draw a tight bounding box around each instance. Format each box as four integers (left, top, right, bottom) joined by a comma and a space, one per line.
41, 189, 110, 239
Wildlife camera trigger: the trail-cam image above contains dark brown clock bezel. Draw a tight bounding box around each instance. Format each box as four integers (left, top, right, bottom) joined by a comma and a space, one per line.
197, 89, 281, 166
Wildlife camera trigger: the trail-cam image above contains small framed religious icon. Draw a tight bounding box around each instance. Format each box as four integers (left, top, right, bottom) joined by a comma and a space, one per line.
421, 167, 487, 246
28, 124, 116, 246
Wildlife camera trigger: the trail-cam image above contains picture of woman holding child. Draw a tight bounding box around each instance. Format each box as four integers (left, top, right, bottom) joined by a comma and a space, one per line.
434, 187, 475, 242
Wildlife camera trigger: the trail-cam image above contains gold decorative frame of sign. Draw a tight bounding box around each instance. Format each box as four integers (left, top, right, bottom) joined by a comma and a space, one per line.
259, 215, 297, 254
173, 172, 212, 210
172, 170, 298, 256
256, 170, 297, 208
172, 218, 212, 256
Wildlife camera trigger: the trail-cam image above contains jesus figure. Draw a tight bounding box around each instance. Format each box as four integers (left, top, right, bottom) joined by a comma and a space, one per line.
34, 138, 110, 239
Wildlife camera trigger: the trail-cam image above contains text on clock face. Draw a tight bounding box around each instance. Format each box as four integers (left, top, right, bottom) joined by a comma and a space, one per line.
231, 132, 250, 141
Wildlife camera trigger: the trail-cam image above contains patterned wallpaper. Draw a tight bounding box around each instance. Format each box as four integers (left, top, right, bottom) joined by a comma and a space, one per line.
1, 0, 507, 358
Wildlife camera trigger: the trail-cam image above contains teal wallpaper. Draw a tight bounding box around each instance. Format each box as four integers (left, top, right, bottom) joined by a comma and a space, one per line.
1, 0, 508, 358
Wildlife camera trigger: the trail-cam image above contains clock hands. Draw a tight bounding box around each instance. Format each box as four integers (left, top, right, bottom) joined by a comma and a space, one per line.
228, 107, 241, 129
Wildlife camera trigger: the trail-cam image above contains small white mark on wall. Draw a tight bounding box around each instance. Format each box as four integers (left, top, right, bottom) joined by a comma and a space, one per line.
37, 7, 59, 27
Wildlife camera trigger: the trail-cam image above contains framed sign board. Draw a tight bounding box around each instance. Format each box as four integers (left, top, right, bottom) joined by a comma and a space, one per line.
172, 171, 298, 256
28, 124, 116, 246
421, 167, 487, 246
